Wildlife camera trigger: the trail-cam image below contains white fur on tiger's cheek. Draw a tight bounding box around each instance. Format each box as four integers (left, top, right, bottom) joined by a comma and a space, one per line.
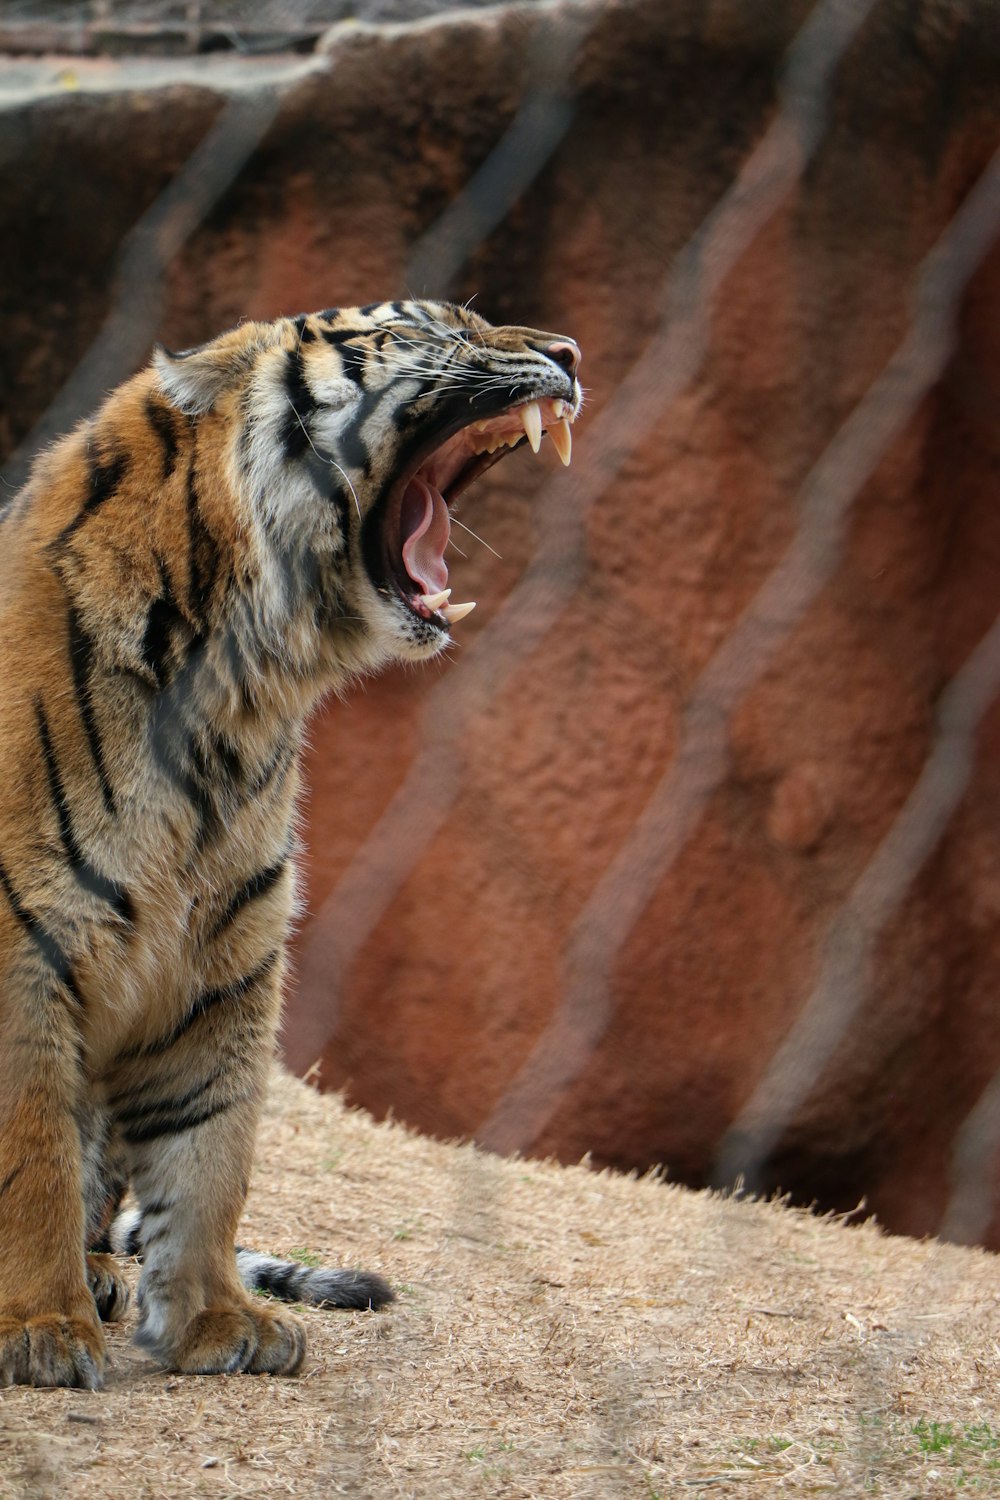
308, 373, 359, 412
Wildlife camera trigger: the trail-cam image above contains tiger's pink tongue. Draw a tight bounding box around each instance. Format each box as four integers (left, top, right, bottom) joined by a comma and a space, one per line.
400, 476, 450, 595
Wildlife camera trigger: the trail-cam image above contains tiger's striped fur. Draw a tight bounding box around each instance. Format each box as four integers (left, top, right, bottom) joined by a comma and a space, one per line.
0, 300, 581, 1387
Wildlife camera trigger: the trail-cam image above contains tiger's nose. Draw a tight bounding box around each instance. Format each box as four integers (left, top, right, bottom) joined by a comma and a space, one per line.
545, 340, 581, 378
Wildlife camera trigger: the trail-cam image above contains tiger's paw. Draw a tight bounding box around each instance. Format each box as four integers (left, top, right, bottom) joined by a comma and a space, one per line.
0, 1314, 106, 1389
152, 1305, 307, 1377
87, 1252, 131, 1323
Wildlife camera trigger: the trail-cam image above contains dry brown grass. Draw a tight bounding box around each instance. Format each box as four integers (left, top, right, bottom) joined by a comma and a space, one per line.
1, 1069, 998, 1498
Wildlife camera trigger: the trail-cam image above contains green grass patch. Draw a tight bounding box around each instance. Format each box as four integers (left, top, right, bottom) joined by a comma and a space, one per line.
287, 1246, 322, 1267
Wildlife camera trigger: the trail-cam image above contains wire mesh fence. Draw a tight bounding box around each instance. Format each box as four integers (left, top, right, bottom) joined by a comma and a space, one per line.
1, 0, 1000, 1487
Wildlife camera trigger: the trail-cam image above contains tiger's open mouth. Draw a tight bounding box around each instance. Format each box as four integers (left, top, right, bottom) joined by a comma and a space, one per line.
374, 395, 576, 630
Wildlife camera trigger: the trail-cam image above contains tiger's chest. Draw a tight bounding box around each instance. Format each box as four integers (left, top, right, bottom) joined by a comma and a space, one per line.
73, 732, 301, 1072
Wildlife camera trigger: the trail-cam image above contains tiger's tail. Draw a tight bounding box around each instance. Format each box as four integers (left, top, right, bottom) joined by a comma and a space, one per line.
107, 1208, 394, 1311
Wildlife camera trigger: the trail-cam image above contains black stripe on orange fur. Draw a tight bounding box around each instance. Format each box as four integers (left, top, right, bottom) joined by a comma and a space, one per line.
56, 448, 128, 549
280, 346, 318, 463
0, 1165, 24, 1200
0, 859, 84, 1008
207, 858, 288, 942
184, 464, 221, 628
66, 604, 116, 815
121, 1093, 241, 1147
34, 699, 134, 926
111, 1066, 226, 1138
145, 397, 180, 479
116, 950, 279, 1063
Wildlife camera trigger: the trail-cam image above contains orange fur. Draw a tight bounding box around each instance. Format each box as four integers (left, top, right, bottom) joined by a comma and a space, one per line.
0, 302, 581, 1386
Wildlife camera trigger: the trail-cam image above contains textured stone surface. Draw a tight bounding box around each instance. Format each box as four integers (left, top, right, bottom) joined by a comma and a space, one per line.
2, 0, 1000, 1245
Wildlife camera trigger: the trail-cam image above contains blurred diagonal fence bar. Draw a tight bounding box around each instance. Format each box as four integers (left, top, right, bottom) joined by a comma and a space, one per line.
405, 1, 592, 294
1, 67, 313, 490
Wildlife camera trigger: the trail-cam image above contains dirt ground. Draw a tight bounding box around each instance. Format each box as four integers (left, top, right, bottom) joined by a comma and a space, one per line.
1, 1068, 998, 1499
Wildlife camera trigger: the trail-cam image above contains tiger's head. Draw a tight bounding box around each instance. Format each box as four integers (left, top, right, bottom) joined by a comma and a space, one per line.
154, 300, 581, 674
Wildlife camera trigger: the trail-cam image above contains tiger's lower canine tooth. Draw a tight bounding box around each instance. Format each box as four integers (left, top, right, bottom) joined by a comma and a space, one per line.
442, 600, 477, 625
420, 589, 452, 611
521, 401, 542, 453
549, 418, 573, 466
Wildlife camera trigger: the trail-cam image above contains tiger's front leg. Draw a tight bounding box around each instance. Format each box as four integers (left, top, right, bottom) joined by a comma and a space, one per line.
0, 986, 106, 1389
114, 956, 305, 1376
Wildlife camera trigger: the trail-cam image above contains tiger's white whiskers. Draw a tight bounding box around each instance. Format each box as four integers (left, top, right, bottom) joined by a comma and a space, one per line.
450, 515, 502, 560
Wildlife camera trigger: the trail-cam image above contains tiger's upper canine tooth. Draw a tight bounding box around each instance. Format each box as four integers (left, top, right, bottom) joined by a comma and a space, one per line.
521, 400, 542, 454
442, 600, 477, 625
549, 417, 573, 467
420, 588, 452, 611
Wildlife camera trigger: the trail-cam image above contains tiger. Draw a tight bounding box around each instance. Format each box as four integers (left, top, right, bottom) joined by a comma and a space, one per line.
0, 299, 582, 1388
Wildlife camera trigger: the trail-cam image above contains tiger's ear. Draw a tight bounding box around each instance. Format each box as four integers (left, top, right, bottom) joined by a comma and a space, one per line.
153, 335, 262, 416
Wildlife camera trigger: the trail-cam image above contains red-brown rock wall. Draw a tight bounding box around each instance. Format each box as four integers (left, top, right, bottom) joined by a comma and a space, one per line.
2, 0, 1000, 1244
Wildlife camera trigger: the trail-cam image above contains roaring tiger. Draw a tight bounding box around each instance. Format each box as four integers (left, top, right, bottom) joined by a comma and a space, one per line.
0, 300, 581, 1388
